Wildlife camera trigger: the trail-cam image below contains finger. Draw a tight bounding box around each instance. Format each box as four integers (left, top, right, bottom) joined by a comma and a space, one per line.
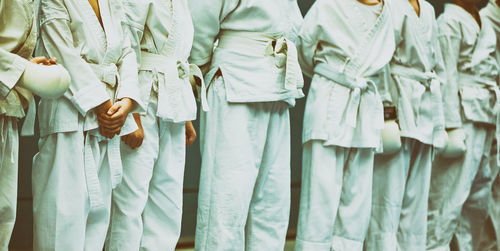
49, 58, 58, 64
109, 109, 127, 120
30, 56, 48, 64
107, 103, 121, 116
136, 138, 143, 148
98, 119, 124, 129
124, 137, 134, 148
130, 138, 139, 149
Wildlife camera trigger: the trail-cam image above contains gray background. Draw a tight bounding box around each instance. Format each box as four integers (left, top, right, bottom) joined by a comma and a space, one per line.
9, 0, 485, 249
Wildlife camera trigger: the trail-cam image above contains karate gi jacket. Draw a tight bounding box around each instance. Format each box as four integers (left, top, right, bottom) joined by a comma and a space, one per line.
121, 0, 206, 123
438, 3, 499, 129
386, 0, 447, 148
188, 0, 304, 106
35, 0, 144, 137
0, 0, 36, 119
298, 0, 396, 149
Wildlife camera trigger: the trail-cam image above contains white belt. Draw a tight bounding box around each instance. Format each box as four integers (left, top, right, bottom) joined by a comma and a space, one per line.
139, 52, 209, 118
20, 95, 36, 136
391, 64, 447, 147
84, 132, 123, 210
85, 62, 123, 210
314, 63, 384, 129
217, 31, 304, 92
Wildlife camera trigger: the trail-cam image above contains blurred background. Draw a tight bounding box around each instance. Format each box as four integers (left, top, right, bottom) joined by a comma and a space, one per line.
9, 0, 488, 249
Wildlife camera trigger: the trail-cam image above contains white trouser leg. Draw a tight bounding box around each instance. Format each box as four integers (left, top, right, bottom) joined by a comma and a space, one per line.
195, 77, 291, 251
295, 142, 374, 251
427, 122, 494, 251
33, 131, 112, 251
245, 102, 291, 251
140, 121, 185, 251
479, 148, 500, 251
0, 117, 18, 251
107, 100, 159, 251
366, 138, 432, 251
455, 134, 493, 251
397, 140, 432, 250
332, 147, 374, 251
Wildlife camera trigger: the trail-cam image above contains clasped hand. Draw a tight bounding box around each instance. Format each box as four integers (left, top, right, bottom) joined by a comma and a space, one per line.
96, 98, 134, 139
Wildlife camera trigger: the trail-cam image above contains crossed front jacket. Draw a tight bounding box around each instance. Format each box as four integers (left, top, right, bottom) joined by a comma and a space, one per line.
35, 0, 144, 137
121, 0, 207, 123
188, 0, 304, 107
298, 0, 396, 149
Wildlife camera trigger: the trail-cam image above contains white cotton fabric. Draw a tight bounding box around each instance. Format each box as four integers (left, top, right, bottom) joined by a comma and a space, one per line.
106, 1, 194, 249
32, 131, 114, 251
295, 141, 375, 251
194, 76, 292, 251
188, 0, 304, 106
295, 1, 395, 250
0, 0, 35, 118
366, 138, 433, 251
188, 0, 302, 250
297, 0, 395, 149
0, 117, 18, 251
0, 1, 36, 249
33, 0, 143, 249
426, 4, 499, 251
107, 94, 186, 251
428, 122, 494, 251
480, 1, 500, 249
365, 1, 445, 250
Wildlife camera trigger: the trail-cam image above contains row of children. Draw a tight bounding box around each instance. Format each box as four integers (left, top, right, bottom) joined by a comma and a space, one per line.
0, 0, 499, 250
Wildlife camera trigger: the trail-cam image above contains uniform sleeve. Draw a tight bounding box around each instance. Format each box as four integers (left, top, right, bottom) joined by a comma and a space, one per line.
0, 48, 29, 99
120, 0, 150, 64
188, 0, 239, 67
114, 0, 146, 112
116, 38, 144, 112
0, 0, 31, 98
297, 4, 320, 78
37, 0, 109, 116
437, 18, 463, 129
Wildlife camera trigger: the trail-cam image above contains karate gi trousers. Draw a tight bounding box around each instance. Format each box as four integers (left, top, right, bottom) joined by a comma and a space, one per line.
194, 76, 291, 251
365, 138, 433, 251
0, 116, 18, 251
32, 130, 116, 251
107, 95, 186, 251
479, 145, 500, 251
427, 122, 494, 251
295, 141, 375, 251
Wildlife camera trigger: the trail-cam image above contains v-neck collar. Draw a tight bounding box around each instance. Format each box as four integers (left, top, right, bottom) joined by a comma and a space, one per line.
407, 0, 421, 19
80, 0, 107, 49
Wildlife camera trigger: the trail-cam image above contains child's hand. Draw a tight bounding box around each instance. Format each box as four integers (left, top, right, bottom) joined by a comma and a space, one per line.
98, 98, 134, 137
185, 121, 197, 146
121, 127, 144, 149
95, 100, 115, 138
30, 56, 57, 65
121, 113, 144, 149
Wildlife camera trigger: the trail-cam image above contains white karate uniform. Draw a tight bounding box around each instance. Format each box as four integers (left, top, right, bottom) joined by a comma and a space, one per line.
294, 1, 395, 250
427, 3, 499, 251
106, 0, 204, 250
480, 1, 500, 250
33, 0, 143, 250
189, 0, 304, 250
365, 1, 447, 250
0, 1, 36, 249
